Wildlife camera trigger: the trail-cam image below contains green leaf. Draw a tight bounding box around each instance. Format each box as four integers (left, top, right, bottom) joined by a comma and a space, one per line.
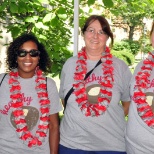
53, 45, 60, 51
57, 7, 66, 14
37, 0, 49, 4
11, 27, 21, 38
10, 3, 18, 13
43, 13, 53, 23
18, 2, 27, 13
79, 8, 84, 14
89, 8, 93, 13
50, 17, 59, 26
52, 51, 60, 59
25, 16, 39, 23
57, 14, 67, 19
87, 0, 95, 6
39, 34, 47, 40
0, 2, 7, 12
35, 22, 49, 30
102, 0, 113, 8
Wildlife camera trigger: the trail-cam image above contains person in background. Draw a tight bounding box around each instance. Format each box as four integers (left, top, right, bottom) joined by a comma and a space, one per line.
125, 22, 154, 154
0, 33, 62, 154
59, 15, 132, 154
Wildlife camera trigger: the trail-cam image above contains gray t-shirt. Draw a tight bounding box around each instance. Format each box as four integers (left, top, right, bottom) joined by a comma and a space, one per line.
59, 55, 132, 151
0, 74, 62, 154
125, 60, 154, 154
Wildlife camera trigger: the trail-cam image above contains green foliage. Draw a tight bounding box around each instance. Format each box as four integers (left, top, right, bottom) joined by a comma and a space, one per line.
111, 50, 135, 66
113, 41, 130, 51
139, 38, 153, 54
102, 0, 114, 8
1, 0, 154, 77
128, 41, 141, 56
111, 0, 154, 40
87, 0, 95, 6
0, 0, 73, 77
113, 40, 141, 56
123, 39, 141, 56
144, 43, 153, 53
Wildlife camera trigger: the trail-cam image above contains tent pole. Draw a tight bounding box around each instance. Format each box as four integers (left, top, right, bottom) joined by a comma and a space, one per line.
73, 0, 79, 56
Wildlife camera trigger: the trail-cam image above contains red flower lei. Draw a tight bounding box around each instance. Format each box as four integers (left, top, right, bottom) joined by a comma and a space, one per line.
73, 46, 114, 117
9, 68, 50, 147
133, 52, 154, 128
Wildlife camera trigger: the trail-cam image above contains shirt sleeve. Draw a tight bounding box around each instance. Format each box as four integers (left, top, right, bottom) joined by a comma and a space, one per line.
121, 65, 132, 102
47, 77, 63, 114
59, 65, 65, 100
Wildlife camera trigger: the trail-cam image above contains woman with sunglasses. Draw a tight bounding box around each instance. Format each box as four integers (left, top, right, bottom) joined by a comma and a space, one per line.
0, 33, 62, 154
125, 22, 154, 154
59, 15, 132, 154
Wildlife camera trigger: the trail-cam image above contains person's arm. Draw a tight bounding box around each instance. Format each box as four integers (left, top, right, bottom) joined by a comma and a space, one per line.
49, 113, 60, 154
121, 101, 130, 116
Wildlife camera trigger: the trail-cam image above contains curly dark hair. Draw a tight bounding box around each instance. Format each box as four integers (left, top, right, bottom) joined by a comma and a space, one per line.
6, 33, 52, 74
81, 15, 114, 47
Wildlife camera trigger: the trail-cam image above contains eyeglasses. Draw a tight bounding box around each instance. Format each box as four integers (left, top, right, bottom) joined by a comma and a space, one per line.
17, 49, 40, 57
86, 28, 106, 36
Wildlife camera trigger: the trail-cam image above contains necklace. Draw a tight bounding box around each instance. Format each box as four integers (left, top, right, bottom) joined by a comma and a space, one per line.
73, 46, 114, 117
133, 52, 154, 128
9, 68, 50, 147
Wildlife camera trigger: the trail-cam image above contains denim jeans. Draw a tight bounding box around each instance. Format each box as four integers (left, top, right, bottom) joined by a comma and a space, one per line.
59, 144, 127, 154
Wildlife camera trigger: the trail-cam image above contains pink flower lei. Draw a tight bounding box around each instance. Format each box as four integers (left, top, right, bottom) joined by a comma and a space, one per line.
9, 68, 50, 147
73, 46, 114, 117
133, 52, 154, 128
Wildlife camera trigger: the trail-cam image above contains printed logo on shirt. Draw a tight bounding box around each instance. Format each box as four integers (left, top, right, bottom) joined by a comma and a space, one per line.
10, 106, 39, 130
85, 73, 103, 104
85, 73, 103, 84
0, 93, 39, 131
86, 84, 101, 104
0, 93, 33, 115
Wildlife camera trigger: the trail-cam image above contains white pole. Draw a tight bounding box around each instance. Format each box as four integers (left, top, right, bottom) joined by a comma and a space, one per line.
73, 0, 79, 56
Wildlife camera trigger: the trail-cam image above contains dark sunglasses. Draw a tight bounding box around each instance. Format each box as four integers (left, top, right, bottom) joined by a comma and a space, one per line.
17, 49, 40, 57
